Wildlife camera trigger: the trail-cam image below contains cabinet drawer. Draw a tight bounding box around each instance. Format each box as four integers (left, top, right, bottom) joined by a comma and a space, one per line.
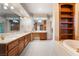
25, 39, 28, 46
8, 46, 18, 56
8, 40, 18, 51
19, 37, 25, 54
0, 44, 7, 56
19, 43, 24, 54
40, 33, 47, 40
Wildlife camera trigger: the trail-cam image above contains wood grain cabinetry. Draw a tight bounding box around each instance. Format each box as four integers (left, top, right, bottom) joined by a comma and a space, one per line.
18, 36, 25, 54
0, 33, 31, 56
59, 3, 75, 40
7, 40, 19, 56
27, 34, 31, 42
32, 33, 39, 40
32, 32, 47, 40
0, 40, 19, 56
25, 35, 28, 46
40, 33, 47, 40
25, 33, 31, 47
8, 46, 18, 56
7, 40, 18, 51
0, 44, 7, 56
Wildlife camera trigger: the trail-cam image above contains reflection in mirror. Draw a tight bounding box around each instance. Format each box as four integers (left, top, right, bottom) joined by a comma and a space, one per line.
0, 15, 20, 33
33, 16, 47, 31
8, 17, 20, 31
0, 23, 4, 33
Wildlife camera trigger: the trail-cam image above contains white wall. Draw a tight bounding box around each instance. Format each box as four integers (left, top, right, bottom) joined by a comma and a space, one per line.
52, 3, 59, 41
20, 17, 33, 32
75, 3, 79, 39
0, 17, 5, 23
47, 17, 53, 40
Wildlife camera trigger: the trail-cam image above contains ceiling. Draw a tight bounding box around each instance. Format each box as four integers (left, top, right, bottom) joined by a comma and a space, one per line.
0, 3, 53, 17
0, 3, 18, 16
21, 3, 53, 17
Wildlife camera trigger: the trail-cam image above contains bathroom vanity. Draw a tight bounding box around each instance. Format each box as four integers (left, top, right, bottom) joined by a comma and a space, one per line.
32, 31, 47, 40
32, 17, 47, 40
0, 32, 31, 56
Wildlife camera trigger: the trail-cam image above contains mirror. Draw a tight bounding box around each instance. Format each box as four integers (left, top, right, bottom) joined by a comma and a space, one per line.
8, 17, 20, 31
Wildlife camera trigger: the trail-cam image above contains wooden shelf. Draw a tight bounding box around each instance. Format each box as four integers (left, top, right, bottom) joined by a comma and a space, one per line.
61, 15, 73, 18
61, 10, 73, 13
59, 3, 75, 40
61, 34, 73, 35
61, 28, 73, 30
61, 22, 73, 24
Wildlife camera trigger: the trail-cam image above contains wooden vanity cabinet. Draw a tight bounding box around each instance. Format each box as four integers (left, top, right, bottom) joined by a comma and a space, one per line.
25, 34, 31, 46
27, 34, 31, 43
32, 32, 47, 40
40, 33, 47, 40
8, 46, 18, 56
0, 33, 32, 56
31, 33, 39, 40
18, 36, 25, 54
7, 39, 19, 56
25, 35, 28, 46
0, 39, 19, 56
0, 44, 7, 56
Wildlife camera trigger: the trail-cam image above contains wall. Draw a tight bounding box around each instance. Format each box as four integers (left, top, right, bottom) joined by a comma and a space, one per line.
20, 17, 33, 32
0, 17, 5, 23
52, 3, 59, 41
75, 3, 79, 39
47, 17, 53, 40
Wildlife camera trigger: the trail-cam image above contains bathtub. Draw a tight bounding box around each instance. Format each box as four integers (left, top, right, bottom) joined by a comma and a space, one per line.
63, 40, 79, 56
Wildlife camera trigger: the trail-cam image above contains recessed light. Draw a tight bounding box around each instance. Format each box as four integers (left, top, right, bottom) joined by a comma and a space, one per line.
38, 8, 42, 11
4, 3, 8, 6
4, 6, 8, 10
10, 6, 14, 9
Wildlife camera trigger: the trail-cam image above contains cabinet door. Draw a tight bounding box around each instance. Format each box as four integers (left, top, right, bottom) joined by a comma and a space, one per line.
8, 40, 18, 51
0, 44, 7, 56
27, 34, 31, 42
40, 33, 47, 40
25, 35, 28, 46
19, 37, 25, 54
8, 46, 18, 56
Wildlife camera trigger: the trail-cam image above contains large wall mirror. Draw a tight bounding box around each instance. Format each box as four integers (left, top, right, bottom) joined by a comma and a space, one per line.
7, 16, 20, 32
8, 17, 20, 31
33, 16, 47, 31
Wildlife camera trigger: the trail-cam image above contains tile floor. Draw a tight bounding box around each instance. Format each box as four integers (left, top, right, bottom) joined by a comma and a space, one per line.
20, 40, 71, 56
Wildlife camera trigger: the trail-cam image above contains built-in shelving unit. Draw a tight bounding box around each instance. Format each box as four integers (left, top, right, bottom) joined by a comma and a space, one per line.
59, 3, 75, 40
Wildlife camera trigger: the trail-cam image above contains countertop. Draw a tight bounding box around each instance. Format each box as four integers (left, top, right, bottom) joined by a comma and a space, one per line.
0, 32, 31, 44
0, 31, 47, 44
32, 31, 47, 33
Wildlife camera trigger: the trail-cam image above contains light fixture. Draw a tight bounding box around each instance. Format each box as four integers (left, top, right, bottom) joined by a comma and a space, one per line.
3, 3, 14, 10
4, 6, 8, 10
10, 6, 14, 9
13, 20, 18, 23
38, 16, 42, 25
38, 8, 42, 11
4, 3, 8, 6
